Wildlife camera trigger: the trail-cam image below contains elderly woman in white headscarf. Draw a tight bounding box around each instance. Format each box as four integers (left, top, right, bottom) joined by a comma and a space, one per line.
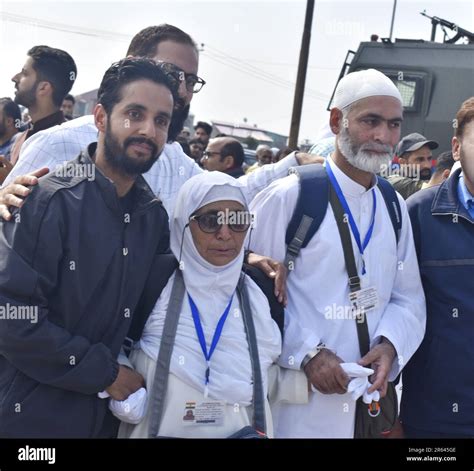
115, 171, 281, 438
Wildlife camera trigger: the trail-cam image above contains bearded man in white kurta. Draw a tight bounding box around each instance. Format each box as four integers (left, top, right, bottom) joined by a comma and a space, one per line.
249, 69, 426, 438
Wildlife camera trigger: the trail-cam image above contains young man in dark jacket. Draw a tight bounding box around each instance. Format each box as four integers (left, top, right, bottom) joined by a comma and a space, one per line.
401, 97, 474, 438
0, 57, 177, 438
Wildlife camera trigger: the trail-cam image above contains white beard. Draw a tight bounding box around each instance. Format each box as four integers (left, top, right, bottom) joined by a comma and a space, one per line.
338, 128, 393, 174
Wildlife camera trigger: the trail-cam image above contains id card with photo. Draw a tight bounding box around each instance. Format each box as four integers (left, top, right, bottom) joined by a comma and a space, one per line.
182, 401, 225, 426
349, 286, 379, 314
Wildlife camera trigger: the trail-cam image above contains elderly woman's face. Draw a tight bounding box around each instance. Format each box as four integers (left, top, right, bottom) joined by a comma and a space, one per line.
189, 200, 249, 266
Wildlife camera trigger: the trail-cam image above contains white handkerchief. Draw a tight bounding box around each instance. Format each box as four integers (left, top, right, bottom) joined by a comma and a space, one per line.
341, 362, 379, 402
109, 387, 148, 424
340, 362, 374, 378
347, 376, 368, 401
362, 388, 380, 404
310, 363, 379, 401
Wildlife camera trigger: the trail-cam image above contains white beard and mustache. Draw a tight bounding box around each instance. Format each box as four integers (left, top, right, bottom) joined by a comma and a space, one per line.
337, 126, 394, 175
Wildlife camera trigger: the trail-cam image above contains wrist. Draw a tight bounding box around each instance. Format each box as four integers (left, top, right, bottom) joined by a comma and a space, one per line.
244, 249, 253, 264
381, 336, 395, 350
380, 337, 397, 358
300, 342, 326, 370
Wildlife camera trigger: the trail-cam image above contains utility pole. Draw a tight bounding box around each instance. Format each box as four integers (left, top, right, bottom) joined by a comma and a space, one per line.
288, 0, 315, 149
389, 0, 398, 41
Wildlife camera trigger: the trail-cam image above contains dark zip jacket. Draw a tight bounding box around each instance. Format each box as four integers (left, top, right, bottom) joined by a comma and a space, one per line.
401, 168, 474, 435
0, 143, 169, 438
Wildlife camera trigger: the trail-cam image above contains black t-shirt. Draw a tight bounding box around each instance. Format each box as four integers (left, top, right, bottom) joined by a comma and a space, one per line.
119, 185, 136, 214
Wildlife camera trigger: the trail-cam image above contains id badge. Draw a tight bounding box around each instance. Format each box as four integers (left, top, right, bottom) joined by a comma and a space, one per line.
182, 400, 225, 426
349, 286, 379, 315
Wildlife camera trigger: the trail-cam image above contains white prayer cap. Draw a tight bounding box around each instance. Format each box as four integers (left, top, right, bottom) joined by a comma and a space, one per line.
332, 68, 402, 110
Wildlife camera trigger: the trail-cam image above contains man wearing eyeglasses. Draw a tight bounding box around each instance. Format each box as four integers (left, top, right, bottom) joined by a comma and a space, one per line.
0, 24, 319, 220
201, 137, 246, 178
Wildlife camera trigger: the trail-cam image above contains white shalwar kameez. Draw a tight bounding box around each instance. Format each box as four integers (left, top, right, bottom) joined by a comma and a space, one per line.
249, 156, 426, 438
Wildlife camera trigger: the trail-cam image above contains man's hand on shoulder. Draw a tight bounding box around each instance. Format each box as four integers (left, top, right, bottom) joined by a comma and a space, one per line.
0, 167, 49, 220
246, 252, 288, 306
295, 152, 325, 166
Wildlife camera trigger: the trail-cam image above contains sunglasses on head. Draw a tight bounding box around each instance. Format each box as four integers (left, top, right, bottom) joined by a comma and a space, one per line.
189, 210, 252, 233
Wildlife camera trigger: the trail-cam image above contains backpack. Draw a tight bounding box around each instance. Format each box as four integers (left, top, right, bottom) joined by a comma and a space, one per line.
284, 163, 402, 270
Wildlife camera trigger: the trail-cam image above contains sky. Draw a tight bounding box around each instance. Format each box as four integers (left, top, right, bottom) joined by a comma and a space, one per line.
0, 0, 473, 144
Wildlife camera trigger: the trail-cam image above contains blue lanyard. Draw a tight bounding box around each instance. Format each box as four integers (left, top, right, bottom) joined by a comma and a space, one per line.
187, 293, 234, 393
326, 161, 376, 275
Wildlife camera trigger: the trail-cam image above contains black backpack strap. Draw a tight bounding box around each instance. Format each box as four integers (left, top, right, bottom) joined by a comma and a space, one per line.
329, 183, 400, 438
124, 253, 178, 352
243, 264, 284, 338
284, 164, 330, 269
376, 176, 402, 245
237, 273, 267, 434
328, 184, 369, 356
148, 269, 185, 438
329, 184, 363, 297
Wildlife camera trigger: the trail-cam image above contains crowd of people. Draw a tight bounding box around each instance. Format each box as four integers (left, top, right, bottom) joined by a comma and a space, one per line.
0, 22, 472, 440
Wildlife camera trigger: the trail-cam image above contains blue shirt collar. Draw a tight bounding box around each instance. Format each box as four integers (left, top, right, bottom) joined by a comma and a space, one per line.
457, 173, 474, 218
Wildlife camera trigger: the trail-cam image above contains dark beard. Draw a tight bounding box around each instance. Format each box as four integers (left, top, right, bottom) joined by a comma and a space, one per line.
104, 121, 160, 176
419, 168, 432, 181
14, 80, 38, 109
167, 101, 190, 143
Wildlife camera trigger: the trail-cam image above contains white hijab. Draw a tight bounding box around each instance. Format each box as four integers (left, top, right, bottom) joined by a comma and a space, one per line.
140, 172, 281, 406
169, 171, 248, 301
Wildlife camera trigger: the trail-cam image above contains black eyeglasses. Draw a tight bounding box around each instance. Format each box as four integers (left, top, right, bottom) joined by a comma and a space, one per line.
157, 61, 206, 94
201, 150, 221, 160
189, 211, 252, 233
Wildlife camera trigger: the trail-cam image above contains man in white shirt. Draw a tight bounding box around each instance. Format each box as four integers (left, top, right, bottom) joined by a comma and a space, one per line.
0, 24, 318, 219
249, 69, 426, 438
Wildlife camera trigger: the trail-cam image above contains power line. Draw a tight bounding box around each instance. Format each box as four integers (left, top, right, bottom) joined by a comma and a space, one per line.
203, 51, 295, 91
204, 50, 327, 102
203, 44, 329, 102
213, 57, 338, 71
204, 44, 326, 95
0, 12, 130, 42
1, 11, 330, 103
